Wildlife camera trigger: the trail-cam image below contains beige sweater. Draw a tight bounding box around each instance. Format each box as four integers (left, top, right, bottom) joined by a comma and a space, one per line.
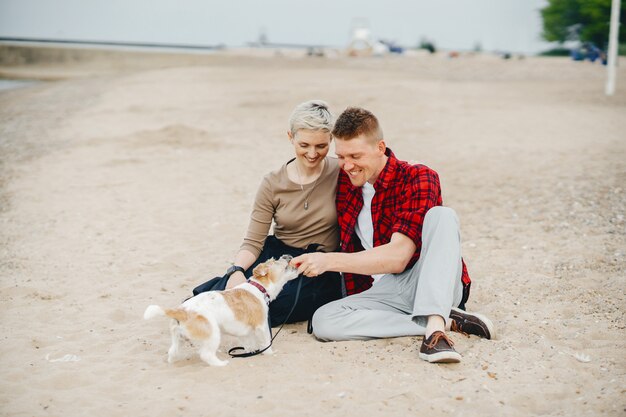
240, 157, 340, 257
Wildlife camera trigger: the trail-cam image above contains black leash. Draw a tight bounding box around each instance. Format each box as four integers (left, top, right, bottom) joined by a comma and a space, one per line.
228, 277, 303, 358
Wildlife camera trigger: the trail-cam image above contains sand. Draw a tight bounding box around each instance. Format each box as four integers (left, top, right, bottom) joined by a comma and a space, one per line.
0, 45, 625, 417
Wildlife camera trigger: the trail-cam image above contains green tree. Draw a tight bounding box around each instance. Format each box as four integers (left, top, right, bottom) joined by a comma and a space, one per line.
541, 0, 626, 47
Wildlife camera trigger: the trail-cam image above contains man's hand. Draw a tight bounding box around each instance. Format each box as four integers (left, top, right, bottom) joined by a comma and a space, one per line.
290, 233, 415, 277
290, 253, 331, 277
225, 271, 246, 289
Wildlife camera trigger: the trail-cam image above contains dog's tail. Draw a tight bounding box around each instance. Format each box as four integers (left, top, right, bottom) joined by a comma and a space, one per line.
144, 305, 213, 340
143, 305, 166, 320
143, 305, 203, 328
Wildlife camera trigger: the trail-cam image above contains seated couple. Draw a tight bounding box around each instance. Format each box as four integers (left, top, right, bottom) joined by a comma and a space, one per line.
193, 100, 494, 364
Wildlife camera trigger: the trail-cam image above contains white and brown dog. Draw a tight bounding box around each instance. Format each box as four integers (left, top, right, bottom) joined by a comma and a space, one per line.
144, 255, 298, 366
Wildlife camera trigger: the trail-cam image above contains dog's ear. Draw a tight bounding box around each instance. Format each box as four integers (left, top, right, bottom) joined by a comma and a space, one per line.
252, 263, 269, 279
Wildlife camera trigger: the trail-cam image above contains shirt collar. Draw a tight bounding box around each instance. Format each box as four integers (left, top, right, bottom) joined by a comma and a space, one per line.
372, 148, 398, 190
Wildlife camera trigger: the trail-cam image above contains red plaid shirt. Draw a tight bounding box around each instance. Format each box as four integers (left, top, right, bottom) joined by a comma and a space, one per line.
336, 148, 471, 301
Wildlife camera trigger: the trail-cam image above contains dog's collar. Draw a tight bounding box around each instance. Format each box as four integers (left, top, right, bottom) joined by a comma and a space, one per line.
248, 280, 270, 305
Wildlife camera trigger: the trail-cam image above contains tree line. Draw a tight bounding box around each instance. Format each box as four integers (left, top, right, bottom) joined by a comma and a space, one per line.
542, 0, 625, 48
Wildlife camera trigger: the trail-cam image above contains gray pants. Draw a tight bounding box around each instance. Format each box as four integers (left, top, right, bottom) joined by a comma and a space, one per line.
312, 206, 464, 341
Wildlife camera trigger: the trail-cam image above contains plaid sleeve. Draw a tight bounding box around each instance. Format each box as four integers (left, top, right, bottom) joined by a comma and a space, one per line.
335, 170, 360, 251
390, 165, 442, 247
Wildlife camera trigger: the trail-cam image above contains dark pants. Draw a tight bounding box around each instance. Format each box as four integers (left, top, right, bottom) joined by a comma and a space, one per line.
192, 236, 343, 327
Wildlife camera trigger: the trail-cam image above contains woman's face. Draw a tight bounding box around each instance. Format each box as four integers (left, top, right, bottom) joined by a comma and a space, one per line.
289, 129, 332, 169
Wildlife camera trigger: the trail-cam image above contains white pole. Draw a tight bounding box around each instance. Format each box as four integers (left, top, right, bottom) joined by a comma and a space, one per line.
605, 0, 621, 96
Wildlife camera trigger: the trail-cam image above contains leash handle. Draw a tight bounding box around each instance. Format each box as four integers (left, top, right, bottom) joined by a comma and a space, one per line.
228, 277, 303, 358
228, 344, 272, 358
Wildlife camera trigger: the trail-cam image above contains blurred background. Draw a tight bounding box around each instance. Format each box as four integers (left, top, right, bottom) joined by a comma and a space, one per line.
1, 0, 623, 57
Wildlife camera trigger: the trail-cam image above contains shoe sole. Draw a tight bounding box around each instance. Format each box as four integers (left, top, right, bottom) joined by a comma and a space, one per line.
451, 307, 496, 340
419, 351, 462, 363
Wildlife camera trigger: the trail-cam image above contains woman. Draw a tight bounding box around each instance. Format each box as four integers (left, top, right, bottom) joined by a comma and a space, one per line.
193, 100, 342, 327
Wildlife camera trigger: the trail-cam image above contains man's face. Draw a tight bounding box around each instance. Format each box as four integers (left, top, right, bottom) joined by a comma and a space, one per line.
335, 134, 386, 187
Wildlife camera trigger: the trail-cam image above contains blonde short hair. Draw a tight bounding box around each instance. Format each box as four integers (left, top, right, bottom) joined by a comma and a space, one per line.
289, 100, 334, 135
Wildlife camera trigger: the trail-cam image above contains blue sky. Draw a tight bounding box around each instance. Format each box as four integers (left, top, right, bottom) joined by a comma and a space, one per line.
0, 0, 552, 54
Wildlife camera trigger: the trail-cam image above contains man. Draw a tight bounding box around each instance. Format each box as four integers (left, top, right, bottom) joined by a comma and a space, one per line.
291, 107, 494, 364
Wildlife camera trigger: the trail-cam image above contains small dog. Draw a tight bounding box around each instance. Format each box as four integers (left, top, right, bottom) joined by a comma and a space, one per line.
143, 255, 298, 366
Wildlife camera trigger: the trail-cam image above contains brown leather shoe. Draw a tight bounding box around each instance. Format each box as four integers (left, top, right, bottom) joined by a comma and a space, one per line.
449, 307, 495, 339
419, 331, 461, 363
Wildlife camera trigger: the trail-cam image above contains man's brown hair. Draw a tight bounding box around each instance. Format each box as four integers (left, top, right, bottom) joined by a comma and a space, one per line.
332, 107, 383, 142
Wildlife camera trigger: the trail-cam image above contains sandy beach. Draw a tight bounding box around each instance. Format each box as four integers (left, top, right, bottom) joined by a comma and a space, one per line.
0, 44, 625, 416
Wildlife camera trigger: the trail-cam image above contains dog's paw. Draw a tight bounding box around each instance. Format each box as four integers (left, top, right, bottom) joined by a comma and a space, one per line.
200, 352, 229, 367
208, 358, 229, 367
167, 347, 182, 363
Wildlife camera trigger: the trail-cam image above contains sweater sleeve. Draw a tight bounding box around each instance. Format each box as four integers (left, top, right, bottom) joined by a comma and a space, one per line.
239, 176, 275, 258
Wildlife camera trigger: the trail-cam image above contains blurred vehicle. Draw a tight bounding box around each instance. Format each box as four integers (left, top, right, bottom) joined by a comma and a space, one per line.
570, 42, 607, 65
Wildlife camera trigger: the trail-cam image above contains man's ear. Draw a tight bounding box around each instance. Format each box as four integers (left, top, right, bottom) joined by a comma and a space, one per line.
377, 140, 387, 154
287, 131, 293, 142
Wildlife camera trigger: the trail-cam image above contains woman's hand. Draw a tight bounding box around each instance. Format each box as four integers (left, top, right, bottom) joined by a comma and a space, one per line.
225, 271, 247, 289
